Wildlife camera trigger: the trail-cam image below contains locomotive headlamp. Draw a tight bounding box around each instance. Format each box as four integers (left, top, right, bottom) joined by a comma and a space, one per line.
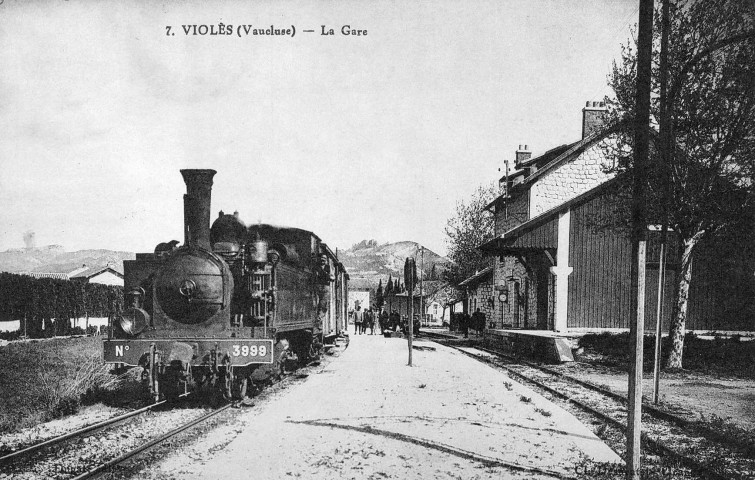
118, 307, 149, 336
119, 315, 136, 335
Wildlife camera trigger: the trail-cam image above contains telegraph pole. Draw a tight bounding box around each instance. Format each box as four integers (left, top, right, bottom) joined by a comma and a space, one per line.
653, 0, 671, 406
627, 0, 654, 477
420, 247, 424, 326
404, 257, 417, 366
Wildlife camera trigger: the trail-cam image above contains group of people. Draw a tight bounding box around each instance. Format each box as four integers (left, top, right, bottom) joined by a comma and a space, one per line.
350, 305, 411, 335
351, 305, 380, 334
458, 308, 487, 338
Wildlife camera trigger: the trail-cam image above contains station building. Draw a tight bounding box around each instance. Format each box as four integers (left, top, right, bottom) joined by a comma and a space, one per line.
468, 102, 754, 334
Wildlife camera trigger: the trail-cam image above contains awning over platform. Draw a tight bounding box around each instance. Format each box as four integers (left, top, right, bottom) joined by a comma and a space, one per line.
479, 213, 558, 253
458, 265, 493, 288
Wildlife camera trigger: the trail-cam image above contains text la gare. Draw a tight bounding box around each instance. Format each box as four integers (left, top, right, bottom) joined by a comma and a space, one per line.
322, 25, 367, 36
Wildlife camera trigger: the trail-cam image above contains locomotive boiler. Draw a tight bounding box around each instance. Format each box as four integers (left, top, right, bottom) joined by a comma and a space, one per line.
104, 169, 350, 401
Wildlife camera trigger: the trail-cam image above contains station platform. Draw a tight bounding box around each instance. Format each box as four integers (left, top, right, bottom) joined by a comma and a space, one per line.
483, 329, 579, 363
150, 333, 622, 479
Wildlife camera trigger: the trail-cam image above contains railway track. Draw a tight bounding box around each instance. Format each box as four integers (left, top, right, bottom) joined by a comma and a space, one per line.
0, 394, 232, 480
425, 333, 754, 480
68, 403, 234, 480
0, 393, 190, 466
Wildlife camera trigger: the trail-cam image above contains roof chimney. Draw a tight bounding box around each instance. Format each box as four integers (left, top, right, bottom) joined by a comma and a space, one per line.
181, 169, 216, 250
514, 144, 531, 167
582, 101, 607, 139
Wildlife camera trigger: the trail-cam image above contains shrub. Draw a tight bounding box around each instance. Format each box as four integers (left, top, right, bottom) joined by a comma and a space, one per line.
578, 332, 755, 378
0, 330, 22, 341
0, 337, 125, 433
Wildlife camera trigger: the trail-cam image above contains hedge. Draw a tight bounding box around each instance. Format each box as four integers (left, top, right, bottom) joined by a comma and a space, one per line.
0, 273, 123, 338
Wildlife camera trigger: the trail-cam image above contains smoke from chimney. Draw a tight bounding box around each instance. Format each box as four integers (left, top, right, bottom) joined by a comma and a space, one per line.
23, 230, 36, 250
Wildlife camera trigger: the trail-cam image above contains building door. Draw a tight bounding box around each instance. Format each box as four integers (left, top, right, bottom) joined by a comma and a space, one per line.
512, 281, 521, 328
536, 267, 550, 330
524, 279, 530, 329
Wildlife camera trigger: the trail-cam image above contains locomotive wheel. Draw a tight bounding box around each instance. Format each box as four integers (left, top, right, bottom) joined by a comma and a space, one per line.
308, 342, 322, 364
221, 367, 233, 401
192, 369, 213, 404
271, 340, 289, 380
234, 375, 248, 400
161, 364, 186, 403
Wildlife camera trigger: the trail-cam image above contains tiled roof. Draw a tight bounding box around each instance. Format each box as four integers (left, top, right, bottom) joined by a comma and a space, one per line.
69, 265, 124, 280
21, 272, 70, 280
498, 142, 577, 183
518, 126, 620, 187
458, 266, 494, 287
486, 123, 624, 213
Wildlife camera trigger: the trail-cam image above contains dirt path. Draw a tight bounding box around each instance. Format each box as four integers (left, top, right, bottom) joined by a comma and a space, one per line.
142, 334, 621, 479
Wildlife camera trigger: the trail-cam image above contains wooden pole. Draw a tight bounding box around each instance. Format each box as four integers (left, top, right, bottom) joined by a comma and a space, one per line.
627, 0, 654, 477
653, 241, 667, 403
653, 0, 672, 406
404, 257, 416, 366
408, 289, 414, 366
420, 247, 424, 326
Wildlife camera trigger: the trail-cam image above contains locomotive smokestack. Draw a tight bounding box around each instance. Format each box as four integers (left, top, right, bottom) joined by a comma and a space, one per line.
180, 169, 216, 250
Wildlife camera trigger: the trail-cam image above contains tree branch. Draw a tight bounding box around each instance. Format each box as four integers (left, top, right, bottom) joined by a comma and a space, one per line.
668, 29, 755, 106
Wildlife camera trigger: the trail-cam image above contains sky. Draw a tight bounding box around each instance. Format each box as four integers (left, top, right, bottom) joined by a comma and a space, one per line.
0, 0, 639, 256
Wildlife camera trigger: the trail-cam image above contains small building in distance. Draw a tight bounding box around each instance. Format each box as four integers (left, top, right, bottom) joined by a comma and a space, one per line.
422, 281, 459, 325
347, 276, 372, 311
69, 264, 124, 286
19, 263, 124, 287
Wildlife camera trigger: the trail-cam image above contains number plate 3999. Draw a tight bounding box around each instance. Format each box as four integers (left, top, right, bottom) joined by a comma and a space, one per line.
227, 340, 274, 365
233, 344, 267, 357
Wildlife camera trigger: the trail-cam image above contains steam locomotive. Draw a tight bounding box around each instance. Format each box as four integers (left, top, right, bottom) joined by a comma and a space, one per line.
103, 169, 349, 401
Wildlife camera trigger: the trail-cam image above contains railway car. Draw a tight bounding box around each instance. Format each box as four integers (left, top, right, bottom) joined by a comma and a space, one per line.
104, 169, 349, 401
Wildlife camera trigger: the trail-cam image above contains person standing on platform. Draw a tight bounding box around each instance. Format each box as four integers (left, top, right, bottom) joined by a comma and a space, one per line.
380, 309, 389, 333
354, 305, 364, 335
366, 308, 375, 335
362, 308, 370, 335
390, 310, 400, 332
369, 308, 375, 334
472, 308, 486, 336
460, 313, 469, 339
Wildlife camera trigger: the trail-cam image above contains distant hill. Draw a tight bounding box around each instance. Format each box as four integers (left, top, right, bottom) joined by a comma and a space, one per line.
0, 241, 447, 292
339, 240, 449, 291
0, 246, 135, 275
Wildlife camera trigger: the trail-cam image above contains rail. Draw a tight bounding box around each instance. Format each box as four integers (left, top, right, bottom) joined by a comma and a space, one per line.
0, 393, 190, 465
